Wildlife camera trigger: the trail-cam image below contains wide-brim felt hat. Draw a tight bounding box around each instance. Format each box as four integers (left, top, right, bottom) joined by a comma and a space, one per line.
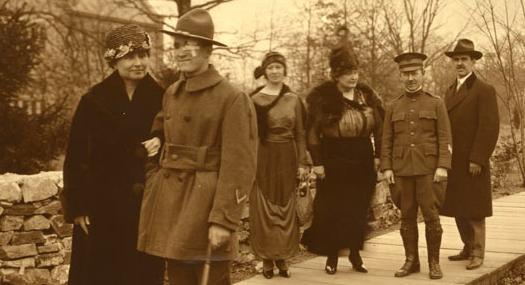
445, 39, 482, 60
160, 8, 227, 47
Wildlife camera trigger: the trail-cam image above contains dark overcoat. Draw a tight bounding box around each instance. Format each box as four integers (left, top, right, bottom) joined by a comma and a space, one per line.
61, 71, 164, 285
440, 73, 499, 218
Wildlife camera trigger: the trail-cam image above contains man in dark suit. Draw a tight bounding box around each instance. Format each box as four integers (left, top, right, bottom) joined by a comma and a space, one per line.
440, 39, 500, 270
381, 52, 452, 279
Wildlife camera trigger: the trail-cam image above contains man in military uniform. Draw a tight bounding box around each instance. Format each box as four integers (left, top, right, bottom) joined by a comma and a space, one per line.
136, 9, 258, 285
381, 52, 452, 279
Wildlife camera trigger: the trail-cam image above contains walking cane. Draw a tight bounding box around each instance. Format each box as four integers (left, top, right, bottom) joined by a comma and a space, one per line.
201, 241, 213, 285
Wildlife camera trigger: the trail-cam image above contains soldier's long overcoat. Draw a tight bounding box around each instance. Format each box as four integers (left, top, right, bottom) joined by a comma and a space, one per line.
137, 65, 258, 261
440, 73, 499, 218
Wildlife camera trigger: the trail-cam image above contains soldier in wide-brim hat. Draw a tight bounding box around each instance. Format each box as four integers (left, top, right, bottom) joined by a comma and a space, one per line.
381, 52, 452, 280
440, 38, 499, 271
136, 8, 258, 285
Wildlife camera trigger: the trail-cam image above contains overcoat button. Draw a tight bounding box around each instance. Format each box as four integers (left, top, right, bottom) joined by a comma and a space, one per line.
410, 121, 414, 125
164, 171, 170, 178
171, 154, 178, 160
178, 175, 183, 182
410, 132, 415, 136
410, 144, 415, 147
184, 116, 191, 122
166, 115, 171, 120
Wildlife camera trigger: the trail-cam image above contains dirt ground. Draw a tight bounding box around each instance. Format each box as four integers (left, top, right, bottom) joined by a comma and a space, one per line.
496, 257, 525, 285
231, 185, 525, 283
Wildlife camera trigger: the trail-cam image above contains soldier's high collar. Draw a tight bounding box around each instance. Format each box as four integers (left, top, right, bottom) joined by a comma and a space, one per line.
182, 64, 222, 92
405, 87, 423, 98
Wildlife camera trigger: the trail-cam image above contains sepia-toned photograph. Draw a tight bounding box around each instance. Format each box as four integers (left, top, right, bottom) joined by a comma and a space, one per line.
0, 0, 524, 284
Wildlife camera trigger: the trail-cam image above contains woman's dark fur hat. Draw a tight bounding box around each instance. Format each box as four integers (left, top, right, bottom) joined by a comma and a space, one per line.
329, 26, 359, 76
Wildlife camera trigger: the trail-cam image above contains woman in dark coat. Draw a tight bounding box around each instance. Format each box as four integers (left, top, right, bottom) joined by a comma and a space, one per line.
301, 28, 384, 275
61, 24, 165, 285
249, 52, 308, 279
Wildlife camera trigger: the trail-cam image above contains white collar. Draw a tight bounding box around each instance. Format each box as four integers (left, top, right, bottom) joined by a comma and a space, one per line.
405, 86, 422, 93
457, 72, 473, 87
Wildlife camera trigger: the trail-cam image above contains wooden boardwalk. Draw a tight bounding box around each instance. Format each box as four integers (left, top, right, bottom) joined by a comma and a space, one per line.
237, 191, 525, 285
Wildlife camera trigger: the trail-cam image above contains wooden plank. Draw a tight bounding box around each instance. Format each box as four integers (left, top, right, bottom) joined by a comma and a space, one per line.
295, 258, 473, 283
368, 238, 525, 254
236, 191, 525, 285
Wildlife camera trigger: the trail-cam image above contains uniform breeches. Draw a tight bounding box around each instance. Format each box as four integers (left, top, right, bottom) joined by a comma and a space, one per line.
392, 175, 445, 264
391, 174, 446, 226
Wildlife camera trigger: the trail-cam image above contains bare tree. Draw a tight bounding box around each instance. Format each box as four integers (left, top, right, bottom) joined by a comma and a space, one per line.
471, 0, 525, 184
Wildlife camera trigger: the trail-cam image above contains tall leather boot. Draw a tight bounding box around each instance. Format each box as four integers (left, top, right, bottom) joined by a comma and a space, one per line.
395, 224, 420, 277
426, 221, 443, 279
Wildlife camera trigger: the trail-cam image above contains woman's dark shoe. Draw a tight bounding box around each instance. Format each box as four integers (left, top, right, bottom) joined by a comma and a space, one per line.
349, 254, 368, 273
325, 256, 338, 275
278, 269, 291, 278
262, 269, 274, 279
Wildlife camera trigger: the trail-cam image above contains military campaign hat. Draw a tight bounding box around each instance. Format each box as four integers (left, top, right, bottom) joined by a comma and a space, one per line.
160, 8, 227, 47
394, 52, 427, 71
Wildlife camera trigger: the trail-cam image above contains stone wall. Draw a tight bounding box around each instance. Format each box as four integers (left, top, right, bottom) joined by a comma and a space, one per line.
0, 172, 70, 285
0, 171, 400, 284
367, 177, 401, 230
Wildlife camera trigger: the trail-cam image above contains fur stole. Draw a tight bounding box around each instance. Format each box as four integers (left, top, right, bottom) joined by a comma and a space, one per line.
306, 80, 384, 128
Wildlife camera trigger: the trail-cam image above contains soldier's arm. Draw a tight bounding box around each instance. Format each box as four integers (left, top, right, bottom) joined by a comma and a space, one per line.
208, 92, 257, 232
149, 84, 176, 145
380, 103, 394, 171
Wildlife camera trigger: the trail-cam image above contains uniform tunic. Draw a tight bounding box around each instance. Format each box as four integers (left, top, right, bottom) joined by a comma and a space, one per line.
301, 81, 383, 256
249, 92, 307, 260
380, 90, 452, 222
137, 65, 258, 261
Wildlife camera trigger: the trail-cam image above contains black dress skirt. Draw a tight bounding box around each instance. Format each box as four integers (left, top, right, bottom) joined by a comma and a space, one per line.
301, 136, 376, 256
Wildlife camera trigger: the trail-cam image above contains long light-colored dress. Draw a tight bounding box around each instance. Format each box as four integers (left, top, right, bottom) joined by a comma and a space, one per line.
249, 91, 308, 261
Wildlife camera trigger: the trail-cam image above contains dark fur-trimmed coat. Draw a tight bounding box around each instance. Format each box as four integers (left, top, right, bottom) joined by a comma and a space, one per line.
61, 71, 164, 285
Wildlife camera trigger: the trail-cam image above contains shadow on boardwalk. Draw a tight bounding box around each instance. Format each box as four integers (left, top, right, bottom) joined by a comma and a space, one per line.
237, 191, 525, 285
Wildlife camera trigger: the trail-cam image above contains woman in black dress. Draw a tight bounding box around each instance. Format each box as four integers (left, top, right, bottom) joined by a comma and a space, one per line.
301, 28, 384, 275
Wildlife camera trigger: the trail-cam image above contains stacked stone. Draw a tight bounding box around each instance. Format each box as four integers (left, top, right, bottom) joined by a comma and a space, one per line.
0, 172, 71, 285
367, 178, 401, 230
235, 205, 255, 266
